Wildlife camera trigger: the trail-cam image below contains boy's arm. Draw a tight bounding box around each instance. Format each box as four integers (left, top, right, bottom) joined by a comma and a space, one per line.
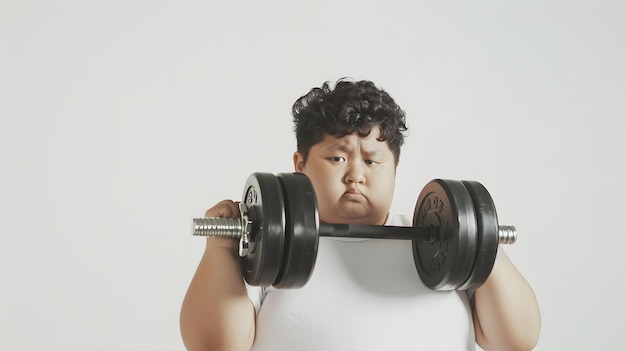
472, 249, 541, 351
180, 200, 255, 351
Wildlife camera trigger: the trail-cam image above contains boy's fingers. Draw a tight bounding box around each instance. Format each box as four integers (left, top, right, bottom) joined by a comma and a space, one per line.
203, 200, 241, 251
205, 200, 241, 219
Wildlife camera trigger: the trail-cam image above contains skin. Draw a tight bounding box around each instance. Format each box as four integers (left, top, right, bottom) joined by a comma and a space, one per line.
180, 127, 541, 351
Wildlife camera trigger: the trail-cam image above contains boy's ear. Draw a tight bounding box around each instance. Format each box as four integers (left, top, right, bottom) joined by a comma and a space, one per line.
293, 151, 305, 172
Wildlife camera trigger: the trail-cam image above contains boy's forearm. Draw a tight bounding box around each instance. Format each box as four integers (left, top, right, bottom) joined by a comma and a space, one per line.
472, 249, 541, 351
180, 239, 255, 351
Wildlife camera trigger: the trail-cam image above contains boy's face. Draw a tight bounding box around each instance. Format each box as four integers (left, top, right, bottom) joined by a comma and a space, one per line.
293, 127, 396, 226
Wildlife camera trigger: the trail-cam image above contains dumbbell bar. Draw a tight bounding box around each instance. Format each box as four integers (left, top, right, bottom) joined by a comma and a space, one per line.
193, 173, 517, 291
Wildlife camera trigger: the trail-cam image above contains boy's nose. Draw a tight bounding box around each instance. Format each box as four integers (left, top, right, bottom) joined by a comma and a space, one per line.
344, 161, 366, 184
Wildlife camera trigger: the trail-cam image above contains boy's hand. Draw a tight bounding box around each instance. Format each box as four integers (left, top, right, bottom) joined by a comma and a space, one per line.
204, 199, 241, 252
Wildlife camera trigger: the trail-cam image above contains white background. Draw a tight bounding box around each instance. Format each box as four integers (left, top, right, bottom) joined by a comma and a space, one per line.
1, 1, 624, 350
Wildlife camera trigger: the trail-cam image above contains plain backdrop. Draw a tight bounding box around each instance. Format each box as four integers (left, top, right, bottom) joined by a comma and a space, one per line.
1, 1, 624, 350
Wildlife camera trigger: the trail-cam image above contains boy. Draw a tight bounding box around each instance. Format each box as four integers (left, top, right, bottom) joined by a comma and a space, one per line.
180, 79, 541, 350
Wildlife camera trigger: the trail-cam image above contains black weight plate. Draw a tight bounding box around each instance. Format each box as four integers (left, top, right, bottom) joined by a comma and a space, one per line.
457, 180, 499, 290
273, 173, 319, 289
240, 173, 286, 286
412, 179, 478, 290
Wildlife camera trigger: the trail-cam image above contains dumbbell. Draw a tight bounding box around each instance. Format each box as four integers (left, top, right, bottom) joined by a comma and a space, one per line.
192, 172, 517, 291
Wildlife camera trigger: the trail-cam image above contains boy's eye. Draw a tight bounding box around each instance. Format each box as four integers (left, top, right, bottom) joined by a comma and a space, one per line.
330, 157, 345, 162
365, 160, 376, 165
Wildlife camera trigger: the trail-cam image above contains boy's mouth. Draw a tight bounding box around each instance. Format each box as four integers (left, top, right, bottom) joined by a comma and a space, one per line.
342, 188, 365, 201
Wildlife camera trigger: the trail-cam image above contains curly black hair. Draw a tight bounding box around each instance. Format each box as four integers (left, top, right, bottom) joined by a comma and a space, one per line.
292, 78, 408, 164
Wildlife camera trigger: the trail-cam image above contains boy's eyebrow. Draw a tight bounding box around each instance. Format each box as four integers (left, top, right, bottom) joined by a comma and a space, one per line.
326, 143, 352, 152
326, 143, 383, 156
362, 147, 383, 157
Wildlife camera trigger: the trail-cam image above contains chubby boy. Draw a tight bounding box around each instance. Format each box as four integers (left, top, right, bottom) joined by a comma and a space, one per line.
180, 79, 541, 351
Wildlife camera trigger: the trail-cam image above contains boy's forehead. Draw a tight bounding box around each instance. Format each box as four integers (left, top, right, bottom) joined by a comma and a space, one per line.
322, 125, 382, 143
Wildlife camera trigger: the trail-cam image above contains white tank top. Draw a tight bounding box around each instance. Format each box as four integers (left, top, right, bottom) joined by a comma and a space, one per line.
247, 214, 475, 351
